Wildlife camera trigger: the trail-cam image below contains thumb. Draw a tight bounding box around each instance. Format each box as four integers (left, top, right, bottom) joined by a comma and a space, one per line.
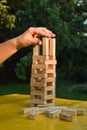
32, 37, 42, 45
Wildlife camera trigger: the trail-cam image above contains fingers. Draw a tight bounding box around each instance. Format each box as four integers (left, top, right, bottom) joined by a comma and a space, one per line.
29, 27, 55, 38
42, 27, 55, 38
32, 37, 42, 45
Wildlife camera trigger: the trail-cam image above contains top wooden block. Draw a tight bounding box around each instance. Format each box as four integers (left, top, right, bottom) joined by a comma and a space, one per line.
42, 37, 49, 56
33, 37, 56, 58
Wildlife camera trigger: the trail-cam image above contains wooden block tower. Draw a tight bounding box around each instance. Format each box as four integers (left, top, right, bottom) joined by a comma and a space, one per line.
30, 37, 57, 107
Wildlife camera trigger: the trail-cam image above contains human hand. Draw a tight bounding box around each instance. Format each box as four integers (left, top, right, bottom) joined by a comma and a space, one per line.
16, 27, 55, 49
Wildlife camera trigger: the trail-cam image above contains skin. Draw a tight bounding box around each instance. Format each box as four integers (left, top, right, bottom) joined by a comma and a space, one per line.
0, 27, 55, 64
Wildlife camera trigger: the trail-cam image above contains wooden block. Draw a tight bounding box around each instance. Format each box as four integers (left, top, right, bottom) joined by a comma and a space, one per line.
50, 106, 68, 110
29, 110, 36, 120
30, 99, 45, 104
21, 107, 38, 114
32, 64, 47, 69
44, 95, 55, 100
32, 66, 56, 73
49, 38, 56, 58
31, 77, 55, 83
33, 45, 39, 56
31, 73, 47, 78
33, 59, 56, 66
33, 55, 57, 62
31, 86, 54, 91
33, 59, 57, 65
37, 104, 49, 108
49, 109, 60, 118
45, 106, 67, 116
30, 79, 55, 86
31, 73, 56, 78
45, 108, 56, 116
46, 103, 54, 106
44, 86, 54, 91
74, 108, 86, 116
33, 55, 46, 61
61, 108, 77, 116
30, 82, 46, 87
31, 90, 44, 95
42, 37, 49, 57
45, 78, 55, 82
59, 112, 73, 122
45, 108, 59, 116
45, 69, 56, 73
36, 107, 49, 115
45, 60, 57, 65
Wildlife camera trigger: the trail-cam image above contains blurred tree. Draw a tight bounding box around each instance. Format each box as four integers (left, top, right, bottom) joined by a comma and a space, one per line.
57, 0, 87, 81
15, 52, 32, 82
0, 0, 87, 83
0, 0, 15, 30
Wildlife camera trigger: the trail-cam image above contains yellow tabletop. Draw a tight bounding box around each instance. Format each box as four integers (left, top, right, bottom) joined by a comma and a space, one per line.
0, 94, 87, 130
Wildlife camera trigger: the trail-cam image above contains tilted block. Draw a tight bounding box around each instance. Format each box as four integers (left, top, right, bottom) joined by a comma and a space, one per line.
29, 110, 36, 120
59, 112, 73, 122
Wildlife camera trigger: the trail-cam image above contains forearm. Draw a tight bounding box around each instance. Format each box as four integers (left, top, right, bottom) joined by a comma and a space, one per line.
0, 38, 18, 64
0, 27, 55, 64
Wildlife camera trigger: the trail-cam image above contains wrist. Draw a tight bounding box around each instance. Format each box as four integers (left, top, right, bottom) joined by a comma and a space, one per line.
14, 36, 23, 50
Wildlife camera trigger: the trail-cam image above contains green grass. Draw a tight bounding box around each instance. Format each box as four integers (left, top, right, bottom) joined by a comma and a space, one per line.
0, 80, 87, 101
0, 82, 30, 95
56, 80, 87, 101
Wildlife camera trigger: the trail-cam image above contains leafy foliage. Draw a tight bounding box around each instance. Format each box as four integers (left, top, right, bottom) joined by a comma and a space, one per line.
0, 0, 87, 82
0, 0, 15, 29
15, 53, 32, 81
